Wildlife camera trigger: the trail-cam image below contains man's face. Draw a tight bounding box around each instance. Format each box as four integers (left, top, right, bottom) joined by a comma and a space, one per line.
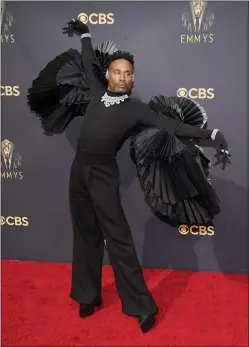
107, 59, 133, 93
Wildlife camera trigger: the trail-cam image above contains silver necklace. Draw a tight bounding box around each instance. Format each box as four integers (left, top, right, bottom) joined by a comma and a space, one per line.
101, 92, 129, 107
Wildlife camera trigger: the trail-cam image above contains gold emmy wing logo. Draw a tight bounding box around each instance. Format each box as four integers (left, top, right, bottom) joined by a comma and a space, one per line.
181, 0, 215, 44
1, 0, 14, 43
1, 139, 23, 179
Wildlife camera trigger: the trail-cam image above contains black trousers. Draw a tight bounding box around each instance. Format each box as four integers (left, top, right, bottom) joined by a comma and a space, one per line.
69, 151, 158, 316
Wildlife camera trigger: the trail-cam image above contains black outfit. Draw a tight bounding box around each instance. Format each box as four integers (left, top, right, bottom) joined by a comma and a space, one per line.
78, 90, 213, 159
69, 150, 158, 315
27, 32, 230, 318
68, 37, 214, 314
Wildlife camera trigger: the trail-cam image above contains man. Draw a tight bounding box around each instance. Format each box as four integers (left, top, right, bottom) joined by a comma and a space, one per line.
62, 19, 229, 333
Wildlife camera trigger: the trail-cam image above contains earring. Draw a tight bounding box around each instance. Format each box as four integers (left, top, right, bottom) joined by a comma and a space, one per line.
105, 70, 109, 79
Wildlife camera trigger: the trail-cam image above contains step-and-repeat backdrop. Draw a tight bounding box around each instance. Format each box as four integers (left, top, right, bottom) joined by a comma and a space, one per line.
1, 1, 248, 273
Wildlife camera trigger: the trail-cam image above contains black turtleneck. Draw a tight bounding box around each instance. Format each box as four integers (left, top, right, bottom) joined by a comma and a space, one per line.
78, 37, 213, 160
78, 89, 165, 156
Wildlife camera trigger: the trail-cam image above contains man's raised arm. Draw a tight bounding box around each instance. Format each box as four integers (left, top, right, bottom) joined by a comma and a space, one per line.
63, 19, 94, 87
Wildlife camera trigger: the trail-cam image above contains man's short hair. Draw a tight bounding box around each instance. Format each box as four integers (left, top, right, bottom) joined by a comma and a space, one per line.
108, 50, 135, 68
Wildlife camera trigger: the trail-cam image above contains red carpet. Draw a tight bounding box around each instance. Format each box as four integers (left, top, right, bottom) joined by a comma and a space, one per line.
1, 260, 248, 346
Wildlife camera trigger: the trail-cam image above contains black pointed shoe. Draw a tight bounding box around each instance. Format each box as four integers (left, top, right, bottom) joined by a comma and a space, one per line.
138, 313, 156, 333
79, 299, 102, 318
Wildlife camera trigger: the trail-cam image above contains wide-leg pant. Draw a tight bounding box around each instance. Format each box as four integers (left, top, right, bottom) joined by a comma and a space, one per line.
69, 152, 158, 316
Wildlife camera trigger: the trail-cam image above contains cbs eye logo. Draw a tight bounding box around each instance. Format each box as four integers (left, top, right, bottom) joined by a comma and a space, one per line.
77, 13, 114, 25
1, 216, 29, 227
177, 88, 214, 99
1, 86, 20, 96
179, 224, 215, 236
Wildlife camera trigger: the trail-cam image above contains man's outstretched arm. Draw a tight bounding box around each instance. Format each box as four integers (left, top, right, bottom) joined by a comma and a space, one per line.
135, 101, 229, 150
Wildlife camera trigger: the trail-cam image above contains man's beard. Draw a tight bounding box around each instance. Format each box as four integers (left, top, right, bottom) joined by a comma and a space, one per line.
114, 83, 132, 93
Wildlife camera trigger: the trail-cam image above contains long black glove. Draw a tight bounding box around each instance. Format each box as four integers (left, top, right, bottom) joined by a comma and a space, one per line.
174, 123, 231, 170
62, 19, 89, 37
174, 123, 228, 149
213, 131, 228, 150
213, 131, 231, 170
213, 148, 231, 170
62, 18, 95, 91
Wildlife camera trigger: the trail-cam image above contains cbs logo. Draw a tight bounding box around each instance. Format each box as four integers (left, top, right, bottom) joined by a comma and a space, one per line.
1, 86, 20, 96
177, 88, 214, 99
1, 216, 29, 227
77, 13, 114, 25
179, 224, 215, 236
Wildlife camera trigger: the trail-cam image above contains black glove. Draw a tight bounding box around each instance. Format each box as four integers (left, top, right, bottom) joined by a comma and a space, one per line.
212, 131, 231, 170
214, 130, 228, 150
62, 19, 89, 37
213, 148, 231, 170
